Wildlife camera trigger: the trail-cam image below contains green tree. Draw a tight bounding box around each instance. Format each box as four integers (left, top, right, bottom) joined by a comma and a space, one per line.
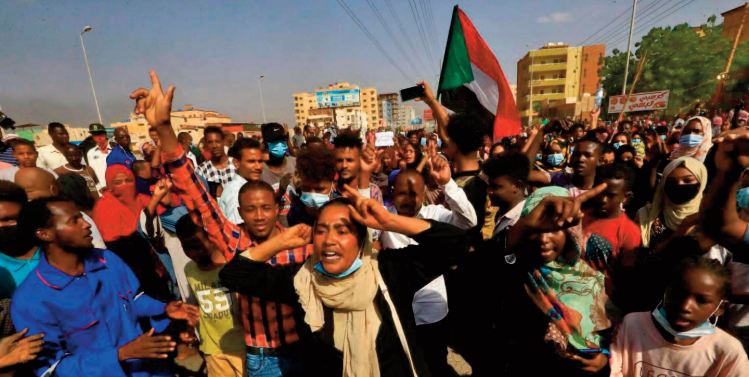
599, 17, 749, 116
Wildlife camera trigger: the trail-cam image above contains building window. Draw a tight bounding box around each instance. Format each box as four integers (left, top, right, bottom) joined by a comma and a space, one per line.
540, 89, 545, 94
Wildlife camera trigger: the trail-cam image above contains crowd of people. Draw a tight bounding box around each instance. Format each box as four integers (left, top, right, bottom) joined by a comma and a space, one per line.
0, 70, 748, 377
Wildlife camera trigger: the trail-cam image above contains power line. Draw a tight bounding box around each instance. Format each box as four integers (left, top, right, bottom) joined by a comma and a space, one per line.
335, 0, 414, 82
364, 0, 425, 79
406, 0, 436, 76
599, 0, 679, 46
382, 0, 432, 76
578, 3, 634, 45
594, 0, 667, 46
607, 0, 697, 49
420, 0, 441, 75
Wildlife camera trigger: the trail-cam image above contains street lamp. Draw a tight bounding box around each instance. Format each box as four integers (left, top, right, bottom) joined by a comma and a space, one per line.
258, 75, 267, 123
79, 25, 103, 124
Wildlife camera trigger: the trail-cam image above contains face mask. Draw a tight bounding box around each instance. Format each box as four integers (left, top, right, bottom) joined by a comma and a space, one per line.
314, 257, 363, 278
651, 303, 722, 340
737, 187, 749, 209
664, 181, 700, 205
613, 142, 624, 150
679, 134, 704, 148
535, 153, 543, 161
631, 138, 642, 144
546, 153, 564, 167
0, 225, 35, 257
300, 191, 330, 208
268, 141, 288, 158
420, 137, 427, 146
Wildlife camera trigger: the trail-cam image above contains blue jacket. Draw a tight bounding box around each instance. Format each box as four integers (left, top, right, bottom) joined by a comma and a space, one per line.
107, 144, 136, 170
11, 249, 172, 377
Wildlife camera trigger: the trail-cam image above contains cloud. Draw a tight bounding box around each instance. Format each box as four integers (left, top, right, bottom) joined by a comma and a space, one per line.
536, 12, 572, 24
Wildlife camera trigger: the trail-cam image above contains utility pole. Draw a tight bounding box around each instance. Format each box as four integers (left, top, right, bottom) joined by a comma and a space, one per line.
80, 25, 103, 124
258, 75, 267, 123
622, 0, 638, 95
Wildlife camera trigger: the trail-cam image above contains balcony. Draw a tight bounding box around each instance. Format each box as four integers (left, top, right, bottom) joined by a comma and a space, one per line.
525, 92, 565, 101
530, 63, 567, 73
530, 48, 568, 58
531, 78, 566, 87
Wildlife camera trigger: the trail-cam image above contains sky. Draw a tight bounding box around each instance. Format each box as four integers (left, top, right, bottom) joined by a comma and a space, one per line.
0, 0, 741, 127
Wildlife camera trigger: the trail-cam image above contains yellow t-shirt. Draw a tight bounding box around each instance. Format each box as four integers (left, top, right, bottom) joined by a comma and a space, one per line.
184, 262, 245, 355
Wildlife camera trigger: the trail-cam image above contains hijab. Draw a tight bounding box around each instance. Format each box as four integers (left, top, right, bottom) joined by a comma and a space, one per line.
670, 116, 713, 162
93, 164, 144, 242
637, 156, 707, 247
521, 186, 611, 353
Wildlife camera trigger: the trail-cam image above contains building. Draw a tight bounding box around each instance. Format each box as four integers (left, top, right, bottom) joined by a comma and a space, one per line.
722, 4, 749, 44
292, 82, 379, 131
516, 42, 605, 124
335, 109, 369, 130
18, 123, 90, 146
398, 105, 417, 129
378, 92, 400, 130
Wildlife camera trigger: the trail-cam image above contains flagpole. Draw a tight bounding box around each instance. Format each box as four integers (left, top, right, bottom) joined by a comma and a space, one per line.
622, 0, 638, 95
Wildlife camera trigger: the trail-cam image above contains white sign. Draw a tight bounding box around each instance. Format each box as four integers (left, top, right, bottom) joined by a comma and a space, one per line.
374, 131, 394, 147
608, 90, 669, 113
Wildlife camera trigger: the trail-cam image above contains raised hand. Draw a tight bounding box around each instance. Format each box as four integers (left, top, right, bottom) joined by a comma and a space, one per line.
360, 143, 382, 174
522, 183, 607, 233
277, 224, 312, 249
415, 81, 436, 104
0, 328, 44, 368
118, 329, 175, 361
152, 177, 173, 200
165, 301, 200, 327
129, 70, 175, 128
341, 184, 394, 230
429, 155, 451, 186
713, 128, 749, 173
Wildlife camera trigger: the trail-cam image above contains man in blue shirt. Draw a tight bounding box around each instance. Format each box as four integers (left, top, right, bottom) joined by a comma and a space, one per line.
0, 181, 40, 301
11, 198, 199, 377
107, 127, 137, 169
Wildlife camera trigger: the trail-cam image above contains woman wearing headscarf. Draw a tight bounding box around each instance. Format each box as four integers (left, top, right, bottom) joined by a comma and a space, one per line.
483, 186, 613, 376
670, 116, 713, 162
219, 189, 467, 376
636, 156, 707, 250
92, 164, 175, 301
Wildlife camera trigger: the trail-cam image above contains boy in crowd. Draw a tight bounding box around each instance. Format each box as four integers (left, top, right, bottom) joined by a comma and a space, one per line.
0, 139, 44, 182
332, 131, 383, 204
36, 122, 70, 171
0, 181, 39, 301
197, 126, 237, 199
287, 145, 337, 226
529, 137, 603, 197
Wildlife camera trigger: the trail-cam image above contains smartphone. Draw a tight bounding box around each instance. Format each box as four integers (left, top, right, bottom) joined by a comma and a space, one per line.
400, 85, 426, 102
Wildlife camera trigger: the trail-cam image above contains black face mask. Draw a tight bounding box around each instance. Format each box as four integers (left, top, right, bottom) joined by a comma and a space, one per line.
0, 225, 35, 257
664, 181, 700, 205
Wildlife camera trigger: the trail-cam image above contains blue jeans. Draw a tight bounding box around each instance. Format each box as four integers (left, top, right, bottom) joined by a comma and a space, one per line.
246, 350, 302, 377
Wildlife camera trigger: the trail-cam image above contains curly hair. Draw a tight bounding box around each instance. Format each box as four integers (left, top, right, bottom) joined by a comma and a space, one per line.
446, 112, 490, 154
297, 145, 336, 182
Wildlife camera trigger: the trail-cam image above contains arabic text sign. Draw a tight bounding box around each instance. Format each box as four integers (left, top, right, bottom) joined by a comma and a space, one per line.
607, 90, 669, 113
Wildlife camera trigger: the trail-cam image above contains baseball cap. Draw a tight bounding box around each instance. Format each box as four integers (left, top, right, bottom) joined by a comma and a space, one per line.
261, 123, 286, 143
89, 123, 106, 134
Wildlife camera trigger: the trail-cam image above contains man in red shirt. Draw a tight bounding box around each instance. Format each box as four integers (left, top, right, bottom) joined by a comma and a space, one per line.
583, 163, 641, 307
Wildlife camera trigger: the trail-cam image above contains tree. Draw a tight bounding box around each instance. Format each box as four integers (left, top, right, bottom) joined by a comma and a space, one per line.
599, 17, 749, 117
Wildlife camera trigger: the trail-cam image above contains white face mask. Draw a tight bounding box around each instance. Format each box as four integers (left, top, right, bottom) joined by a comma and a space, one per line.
651, 300, 724, 340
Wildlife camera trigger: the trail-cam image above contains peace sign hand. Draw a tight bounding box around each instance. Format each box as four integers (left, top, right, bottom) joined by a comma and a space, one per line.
341, 184, 394, 230
521, 183, 607, 233
129, 70, 175, 127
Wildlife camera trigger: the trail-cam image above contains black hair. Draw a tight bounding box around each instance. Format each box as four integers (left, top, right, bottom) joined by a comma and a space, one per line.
57, 174, 95, 211
612, 132, 631, 144
574, 137, 603, 155
569, 123, 585, 133
615, 144, 636, 159
305, 136, 323, 146
18, 197, 68, 242
482, 152, 529, 187
333, 130, 363, 150
297, 145, 337, 182
238, 180, 278, 204
317, 197, 368, 249
229, 138, 263, 159
0, 181, 28, 205
204, 126, 224, 139
673, 254, 731, 299
404, 142, 423, 170
12, 139, 35, 151
595, 163, 636, 191
655, 125, 669, 135
48, 122, 66, 133
446, 112, 490, 154
175, 214, 201, 241
601, 144, 615, 155
148, 126, 157, 133
177, 132, 191, 140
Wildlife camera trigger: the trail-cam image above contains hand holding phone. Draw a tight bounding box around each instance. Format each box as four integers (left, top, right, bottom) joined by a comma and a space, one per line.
400, 84, 426, 102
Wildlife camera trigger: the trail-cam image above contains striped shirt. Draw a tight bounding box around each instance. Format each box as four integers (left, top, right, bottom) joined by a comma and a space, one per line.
242, 227, 312, 348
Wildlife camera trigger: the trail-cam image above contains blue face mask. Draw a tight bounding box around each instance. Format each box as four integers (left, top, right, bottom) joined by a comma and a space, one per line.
300, 191, 330, 208
546, 153, 564, 167
651, 304, 722, 340
268, 141, 288, 158
420, 137, 427, 146
613, 142, 624, 150
314, 257, 363, 278
737, 187, 749, 209
679, 134, 704, 148
631, 138, 642, 144
660, 134, 667, 141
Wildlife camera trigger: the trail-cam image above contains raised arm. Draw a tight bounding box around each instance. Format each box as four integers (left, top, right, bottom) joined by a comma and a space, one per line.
418, 81, 450, 146
429, 154, 477, 229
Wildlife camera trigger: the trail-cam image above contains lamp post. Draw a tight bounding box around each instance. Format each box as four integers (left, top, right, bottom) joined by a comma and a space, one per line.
258, 75, 267, 123
79, 25, 103, 125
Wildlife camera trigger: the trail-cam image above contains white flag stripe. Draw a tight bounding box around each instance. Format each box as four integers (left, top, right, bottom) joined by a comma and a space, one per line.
462, 62, 499, 116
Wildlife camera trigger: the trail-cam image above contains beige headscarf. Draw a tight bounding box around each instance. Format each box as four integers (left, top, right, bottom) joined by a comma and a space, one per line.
670, 116, 713, 162
293, 237, 383, 377
637, 156, 707, 247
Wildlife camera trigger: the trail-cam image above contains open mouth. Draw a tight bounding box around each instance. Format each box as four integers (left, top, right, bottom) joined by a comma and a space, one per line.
321, 250, 341, 262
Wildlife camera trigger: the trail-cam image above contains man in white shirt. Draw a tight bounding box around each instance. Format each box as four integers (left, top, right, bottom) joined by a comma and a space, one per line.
85, 123, 112, 190
379, 156, 477, 376
36, 122, 70, 171
218, 138, 264, 225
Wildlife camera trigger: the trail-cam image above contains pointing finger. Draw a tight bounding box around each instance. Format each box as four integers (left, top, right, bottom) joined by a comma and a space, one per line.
149, 70, 163, 93
577, 183, 607, 203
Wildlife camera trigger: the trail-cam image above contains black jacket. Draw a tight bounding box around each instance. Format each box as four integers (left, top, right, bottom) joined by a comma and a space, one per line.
220, 221, 466, 376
